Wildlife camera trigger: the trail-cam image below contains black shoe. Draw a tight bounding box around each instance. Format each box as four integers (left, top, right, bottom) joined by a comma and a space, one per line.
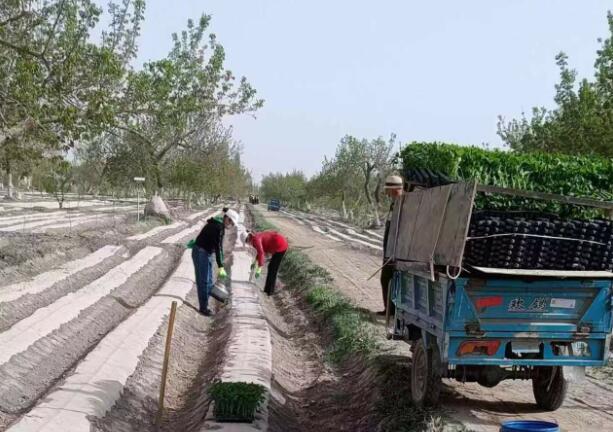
376, 310, 387, 316
200, 308, 213, 316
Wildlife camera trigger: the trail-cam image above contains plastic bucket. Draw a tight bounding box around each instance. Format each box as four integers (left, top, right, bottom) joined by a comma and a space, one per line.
211, 281, 229, 302
500, 420, 560, 432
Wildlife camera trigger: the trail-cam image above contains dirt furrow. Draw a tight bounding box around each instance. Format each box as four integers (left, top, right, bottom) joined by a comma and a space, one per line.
0, 247, 177, 422
127, 221, 187, 241
161, 209, 219, 245
0, 214, 91, 232
0, 245, 128, 331
30, 214, 116, 233
8, 250, 195, 432
91, 289, 220, 432
0, 211, 80, 226
0, 204, 236, 431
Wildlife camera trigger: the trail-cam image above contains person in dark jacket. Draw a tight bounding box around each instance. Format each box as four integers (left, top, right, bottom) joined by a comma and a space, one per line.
241, 230, 288, 295
378, 175, 404, 316
191, 209, 239, 315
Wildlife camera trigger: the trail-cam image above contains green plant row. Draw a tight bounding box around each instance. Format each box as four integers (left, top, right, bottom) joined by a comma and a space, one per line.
209, 381, 266, 423
401, 142, 613, 217
250, 207, 377, 363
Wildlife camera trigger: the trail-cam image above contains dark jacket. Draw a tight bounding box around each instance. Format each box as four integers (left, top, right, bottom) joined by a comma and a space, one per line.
195, 216, 225, 267
383, 201, 394, 260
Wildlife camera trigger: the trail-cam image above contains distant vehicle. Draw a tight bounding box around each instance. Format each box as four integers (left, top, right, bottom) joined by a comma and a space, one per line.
267, 199, 281, 211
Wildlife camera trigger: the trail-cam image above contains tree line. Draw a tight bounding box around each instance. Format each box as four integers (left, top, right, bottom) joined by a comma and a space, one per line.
262, 11, 613, 227
0, 0, 262, 205
260, 134, 398, 227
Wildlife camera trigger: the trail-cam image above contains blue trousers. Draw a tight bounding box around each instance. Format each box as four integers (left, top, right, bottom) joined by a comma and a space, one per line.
192, 246, 213, 312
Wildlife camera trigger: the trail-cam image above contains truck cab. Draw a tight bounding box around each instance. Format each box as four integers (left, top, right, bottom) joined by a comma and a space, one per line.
267, 199, 281, 211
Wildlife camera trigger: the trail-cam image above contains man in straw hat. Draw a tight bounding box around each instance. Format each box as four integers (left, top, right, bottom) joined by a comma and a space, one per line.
378, 175, 404, 316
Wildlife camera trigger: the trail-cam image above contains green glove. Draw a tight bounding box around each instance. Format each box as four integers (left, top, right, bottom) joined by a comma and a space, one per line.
255, 267, 262, 279
218, 267, 227, 279
186, 239, 196, 249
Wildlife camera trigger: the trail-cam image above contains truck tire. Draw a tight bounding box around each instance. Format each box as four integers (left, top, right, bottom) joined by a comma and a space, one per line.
532, 366, 568, 411
410, 341, 442, 408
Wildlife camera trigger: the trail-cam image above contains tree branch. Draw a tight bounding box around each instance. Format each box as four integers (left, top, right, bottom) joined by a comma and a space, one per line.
113, 125, 154, 147
42, 0, 66, 56
0, 11, 31, 27
0, 38, 51, 71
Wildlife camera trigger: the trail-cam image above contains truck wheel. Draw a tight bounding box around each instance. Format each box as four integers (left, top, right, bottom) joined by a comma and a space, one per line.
410, 341, 442, 408
532, 366, 568, 411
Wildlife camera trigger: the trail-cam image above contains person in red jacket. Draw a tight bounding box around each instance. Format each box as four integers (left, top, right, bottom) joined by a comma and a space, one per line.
241, 230, 288, 295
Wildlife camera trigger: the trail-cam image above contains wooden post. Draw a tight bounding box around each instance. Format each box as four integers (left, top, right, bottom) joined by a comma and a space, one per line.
156, 301, 178, 427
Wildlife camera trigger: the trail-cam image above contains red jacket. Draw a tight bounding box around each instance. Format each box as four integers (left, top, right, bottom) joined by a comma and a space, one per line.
250, 231, 288, 267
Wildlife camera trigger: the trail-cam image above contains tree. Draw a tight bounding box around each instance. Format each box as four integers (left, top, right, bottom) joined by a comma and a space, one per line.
113, 15, 263, 193
35, 157, 73, 209
359, 135, 396, 226
498, 12, 613, 157
260, 171, 307, 207
0, 0, 144, 197
317, 134, 395, 226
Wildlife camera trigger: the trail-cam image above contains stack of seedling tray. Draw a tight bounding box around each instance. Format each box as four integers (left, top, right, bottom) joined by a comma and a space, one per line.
464, 211, 613, 271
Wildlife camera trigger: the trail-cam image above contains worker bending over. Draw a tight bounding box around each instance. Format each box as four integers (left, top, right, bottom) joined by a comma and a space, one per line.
242, 230, 288, 295
191, 209, 239, 315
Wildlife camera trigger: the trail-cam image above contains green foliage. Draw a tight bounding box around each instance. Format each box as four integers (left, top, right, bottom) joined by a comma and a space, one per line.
250, 207, 377, 362
307, 134, 396, 224
259, 171, 307, 207
498, 12, 613, 157
305, 285, 377, 362
1, 3, 258, 200
209, 381, 266, 423
34, 158, 73, 208
401, 142, 613, 215
114, 14, 263, 190
0, 0, 143, 164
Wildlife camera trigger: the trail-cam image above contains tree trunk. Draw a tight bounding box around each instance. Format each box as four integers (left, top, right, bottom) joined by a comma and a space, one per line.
7, 171, 14, 199
363, 167, 373, 206
374, 174, 382, 206
363, 164, 381, 227
341, 190, 348, 219
372, 174, 383, 228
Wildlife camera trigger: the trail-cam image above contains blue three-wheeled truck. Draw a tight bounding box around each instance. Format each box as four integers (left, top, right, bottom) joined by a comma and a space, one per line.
385, 181, 613, 410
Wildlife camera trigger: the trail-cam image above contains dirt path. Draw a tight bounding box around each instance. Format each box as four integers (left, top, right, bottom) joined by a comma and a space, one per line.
262, 210, 613, 432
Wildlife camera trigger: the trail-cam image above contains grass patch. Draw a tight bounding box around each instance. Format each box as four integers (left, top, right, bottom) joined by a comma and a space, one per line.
250, 206, 377, 363
306, 285, 377, 362
209, 381, 266, 423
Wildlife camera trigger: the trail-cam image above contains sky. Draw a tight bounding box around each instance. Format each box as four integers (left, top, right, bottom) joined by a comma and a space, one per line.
120, 0, 611, 181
